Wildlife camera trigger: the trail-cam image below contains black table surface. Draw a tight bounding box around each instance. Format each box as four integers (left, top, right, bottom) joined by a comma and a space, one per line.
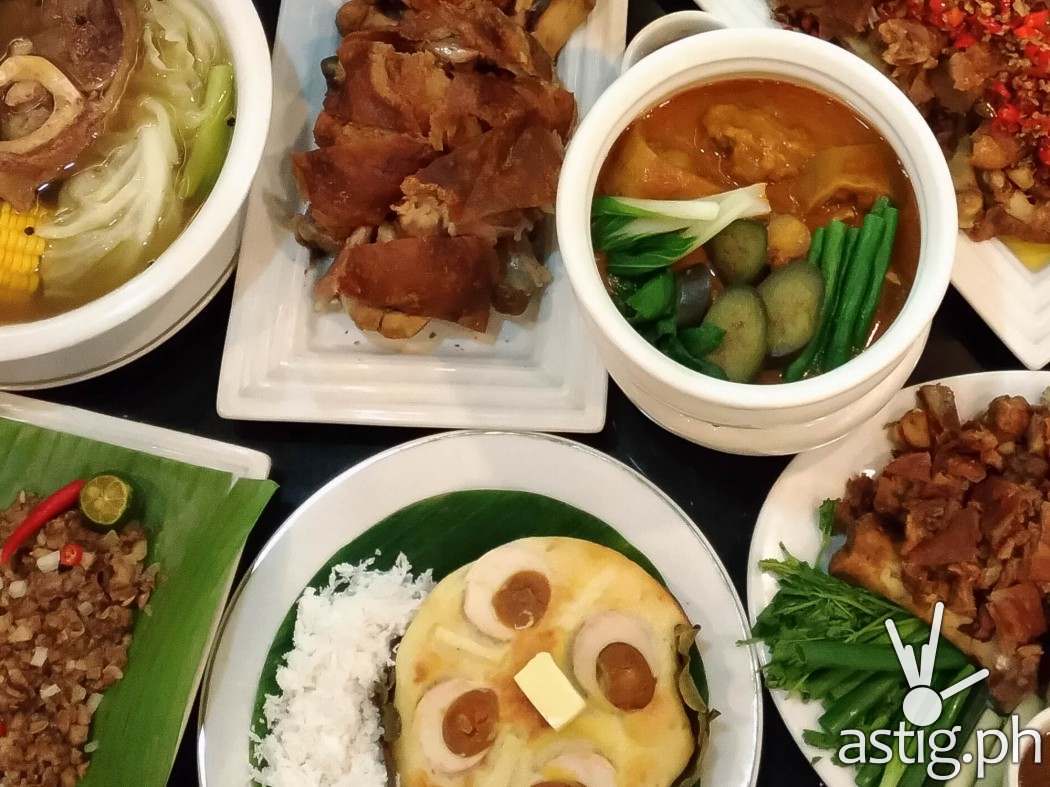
24, 0, 1043, 784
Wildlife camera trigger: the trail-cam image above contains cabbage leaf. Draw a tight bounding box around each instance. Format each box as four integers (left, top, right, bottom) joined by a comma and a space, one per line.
38, 0, 227, 292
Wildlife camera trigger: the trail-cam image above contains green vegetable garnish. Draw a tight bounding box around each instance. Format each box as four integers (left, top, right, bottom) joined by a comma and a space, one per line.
826, 212, 886, 370
178, 63, 235, 201
679, 323, 725, 360
817, 498, 837, 557
852, 206, 900, 352
79, 473, 135, 528
592, 185, 771, 277
626, 270, 675, 322
784, 219, 847, 382
749, 552, 964, 695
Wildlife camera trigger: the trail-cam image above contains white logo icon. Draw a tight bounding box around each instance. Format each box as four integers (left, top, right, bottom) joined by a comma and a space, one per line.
885, 602, 990, 727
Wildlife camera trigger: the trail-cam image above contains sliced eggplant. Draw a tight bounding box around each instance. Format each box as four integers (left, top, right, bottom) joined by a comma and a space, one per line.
758, 260, 824, 357
701, 286, 767, 383
706, 219, 767, 284
674, 266, 713, 328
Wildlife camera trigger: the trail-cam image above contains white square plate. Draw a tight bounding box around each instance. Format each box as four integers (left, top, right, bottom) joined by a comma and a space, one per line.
216, 0, 626, 430
698, 0, 1050, 370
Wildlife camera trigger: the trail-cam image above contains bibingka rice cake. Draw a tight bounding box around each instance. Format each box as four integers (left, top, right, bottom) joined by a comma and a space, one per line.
392, 536, 701, 787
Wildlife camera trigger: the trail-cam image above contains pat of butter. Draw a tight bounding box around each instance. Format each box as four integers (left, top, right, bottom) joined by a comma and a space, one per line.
514, 652, 585, 731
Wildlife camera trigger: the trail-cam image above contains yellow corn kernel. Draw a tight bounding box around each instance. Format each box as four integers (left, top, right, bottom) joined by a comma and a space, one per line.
0, 201, 49, 300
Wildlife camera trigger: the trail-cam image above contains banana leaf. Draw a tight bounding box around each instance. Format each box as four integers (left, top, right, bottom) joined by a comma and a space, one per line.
253, 490, 712, 784
0, 416, 277, 787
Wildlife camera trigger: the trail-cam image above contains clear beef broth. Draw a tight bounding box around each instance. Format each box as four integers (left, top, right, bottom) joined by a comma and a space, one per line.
597, 78, 921, 382
0, 0, 232, 326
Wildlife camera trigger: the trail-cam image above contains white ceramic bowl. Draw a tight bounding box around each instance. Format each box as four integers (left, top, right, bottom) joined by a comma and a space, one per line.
1009, 706, 1050, 787
556, 28, 957, 455
0, 0, 273, 389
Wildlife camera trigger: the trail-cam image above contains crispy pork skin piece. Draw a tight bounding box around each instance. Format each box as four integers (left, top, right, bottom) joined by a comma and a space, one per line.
337, 236, 500, 331
397, 121, 562, 242
396, 0, 554, 80
314, 226, 374, 303
292, 125, 437, 243
0, 0, 141, 209
433, 69, 575, 143
324, 34, 450, 141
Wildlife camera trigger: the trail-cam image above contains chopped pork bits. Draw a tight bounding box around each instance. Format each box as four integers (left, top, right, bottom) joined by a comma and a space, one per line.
830, 385, 1050, 709
777, 0, 1050, 243
0, 497, 156, 787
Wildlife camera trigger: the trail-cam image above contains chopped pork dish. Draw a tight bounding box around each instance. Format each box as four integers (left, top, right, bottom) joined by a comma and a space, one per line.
0, 480, 156, 786
775, 0, 1050, 244
292, 0, 595, 339
829, 384, 1050, 709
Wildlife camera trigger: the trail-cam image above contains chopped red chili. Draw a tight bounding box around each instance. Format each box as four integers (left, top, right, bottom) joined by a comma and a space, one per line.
954, 31, 977, 48
0, 480, 86, 564
1025, 10, 1050, 30
59, 543, 84, 568
997, 103, 1022, 129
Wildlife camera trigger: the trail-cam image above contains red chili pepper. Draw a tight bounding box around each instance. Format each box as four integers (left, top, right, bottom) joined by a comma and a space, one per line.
954, 31, 978, 48
59, 543, 84, 568
0, 480, 86, 564
997, 103, 1023, 130
1039, 141, 1050, 167
1016, 23, 1038, 38
1026, 41, 1050, 72
1026, 10, 1050, 29
992, 80, 1013, 99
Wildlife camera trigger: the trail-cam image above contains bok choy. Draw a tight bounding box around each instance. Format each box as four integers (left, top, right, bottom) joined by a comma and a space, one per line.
593, 184, 771, 277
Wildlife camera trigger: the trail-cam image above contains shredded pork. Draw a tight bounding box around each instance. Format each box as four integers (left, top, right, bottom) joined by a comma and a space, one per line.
0, 495, 156, 787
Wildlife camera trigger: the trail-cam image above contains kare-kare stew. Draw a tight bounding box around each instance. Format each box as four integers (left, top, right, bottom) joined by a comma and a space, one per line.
593, 79, 921, 384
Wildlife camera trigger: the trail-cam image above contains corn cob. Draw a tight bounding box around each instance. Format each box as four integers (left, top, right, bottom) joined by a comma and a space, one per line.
0, 201, 49, 299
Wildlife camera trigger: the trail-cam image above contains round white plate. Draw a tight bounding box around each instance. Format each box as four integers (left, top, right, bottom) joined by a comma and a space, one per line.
748, 370, 1050, 786
200, 430, 762, 787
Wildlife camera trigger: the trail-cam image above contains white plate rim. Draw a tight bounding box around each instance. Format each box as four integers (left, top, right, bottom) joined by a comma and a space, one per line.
198, 429, 763, 787
747, 370, 1050, 786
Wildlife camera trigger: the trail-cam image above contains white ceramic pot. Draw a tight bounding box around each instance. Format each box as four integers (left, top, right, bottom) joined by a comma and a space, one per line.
1008, 706, 1050, 787
556, 28, 957, 455
0, 0, 272, 389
